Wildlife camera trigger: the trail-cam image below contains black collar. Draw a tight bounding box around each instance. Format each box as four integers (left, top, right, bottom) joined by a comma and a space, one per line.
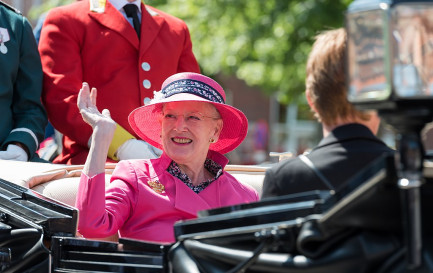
313, 123, 386, 151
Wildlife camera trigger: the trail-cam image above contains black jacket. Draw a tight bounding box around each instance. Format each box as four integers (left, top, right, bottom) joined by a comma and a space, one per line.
261, 123, 394, 198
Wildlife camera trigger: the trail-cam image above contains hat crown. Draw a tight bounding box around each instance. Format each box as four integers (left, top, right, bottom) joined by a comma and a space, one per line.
161, 73, 226, 104
129, 72, 248, 155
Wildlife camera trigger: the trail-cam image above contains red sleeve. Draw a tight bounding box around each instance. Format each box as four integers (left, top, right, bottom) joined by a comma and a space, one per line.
39, 8, 92, 147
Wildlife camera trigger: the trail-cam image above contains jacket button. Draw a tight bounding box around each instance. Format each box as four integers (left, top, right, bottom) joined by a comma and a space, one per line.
141, 62, 151, 71
143, 80, 151, 89
143, 97, 151, 105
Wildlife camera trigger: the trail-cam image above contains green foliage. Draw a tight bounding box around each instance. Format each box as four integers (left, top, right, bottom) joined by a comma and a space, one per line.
148, 0, 351, 104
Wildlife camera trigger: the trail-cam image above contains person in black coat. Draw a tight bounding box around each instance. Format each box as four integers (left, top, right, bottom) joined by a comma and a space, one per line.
261, 28, 394, 198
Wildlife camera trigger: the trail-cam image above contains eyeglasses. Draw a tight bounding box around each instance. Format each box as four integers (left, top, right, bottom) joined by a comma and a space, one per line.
161, 112, 220, 125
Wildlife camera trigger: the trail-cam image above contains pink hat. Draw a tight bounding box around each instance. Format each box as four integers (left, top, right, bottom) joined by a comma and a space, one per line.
128, 72, 248, 154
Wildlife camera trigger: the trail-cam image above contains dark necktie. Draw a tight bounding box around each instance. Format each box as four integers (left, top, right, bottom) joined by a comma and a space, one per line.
123, 4, 140, 38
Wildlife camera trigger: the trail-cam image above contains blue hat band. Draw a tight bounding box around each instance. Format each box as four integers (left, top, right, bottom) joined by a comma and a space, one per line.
162, 79, 225, 104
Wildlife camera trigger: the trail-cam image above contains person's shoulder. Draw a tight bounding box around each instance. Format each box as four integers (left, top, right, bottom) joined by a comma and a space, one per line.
0, 1, 24, 22
144, 5, 188, 26
112, 159, 155, 186
45, 0, 87, 19
267, 156, 304, 176
42, 1, 91, 31
0, 1, 22, 15
117, 159, 153, 169
222, 173, 259, 201
116, 158, 161, 176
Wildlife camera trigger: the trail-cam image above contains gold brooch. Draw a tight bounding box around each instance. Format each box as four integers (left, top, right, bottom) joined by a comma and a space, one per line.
148, 180, 165, 194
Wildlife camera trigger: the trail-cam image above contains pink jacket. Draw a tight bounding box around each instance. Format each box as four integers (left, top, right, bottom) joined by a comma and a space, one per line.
76, 151, 259, 243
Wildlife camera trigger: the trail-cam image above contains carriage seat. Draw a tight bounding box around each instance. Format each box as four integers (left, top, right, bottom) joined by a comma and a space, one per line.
0, 160, 268, 208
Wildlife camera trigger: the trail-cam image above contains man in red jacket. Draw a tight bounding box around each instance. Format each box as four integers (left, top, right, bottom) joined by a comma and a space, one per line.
39, 0, 200, 164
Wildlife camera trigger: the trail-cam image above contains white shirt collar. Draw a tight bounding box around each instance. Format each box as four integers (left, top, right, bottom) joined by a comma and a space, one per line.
109, 0, 141, 13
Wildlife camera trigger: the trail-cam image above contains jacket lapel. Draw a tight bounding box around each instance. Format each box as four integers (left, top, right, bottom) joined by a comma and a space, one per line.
139, 5, 165, 55
88, 1, 139, 49
173, 179, 214, 216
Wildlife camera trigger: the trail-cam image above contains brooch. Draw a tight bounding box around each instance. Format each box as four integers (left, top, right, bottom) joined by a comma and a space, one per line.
148, 180, 165, 194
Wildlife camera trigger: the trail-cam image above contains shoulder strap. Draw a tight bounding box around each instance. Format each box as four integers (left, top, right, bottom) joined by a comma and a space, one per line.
299, 154, 335, 192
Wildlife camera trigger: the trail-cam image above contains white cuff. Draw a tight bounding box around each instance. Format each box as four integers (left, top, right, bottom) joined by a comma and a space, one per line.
0, 144, 28, 162
116, 139, 161, 160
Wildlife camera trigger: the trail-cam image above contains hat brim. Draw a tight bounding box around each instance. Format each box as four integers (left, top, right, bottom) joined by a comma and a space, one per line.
128, 94, 248, 154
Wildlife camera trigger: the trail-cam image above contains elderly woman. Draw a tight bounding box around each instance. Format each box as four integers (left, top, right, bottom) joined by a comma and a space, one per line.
76, 72, 259, 243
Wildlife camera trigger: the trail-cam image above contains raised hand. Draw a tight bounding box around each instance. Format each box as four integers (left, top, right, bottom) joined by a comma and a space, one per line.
77, 82, 115, 133
78, 82, 116, 176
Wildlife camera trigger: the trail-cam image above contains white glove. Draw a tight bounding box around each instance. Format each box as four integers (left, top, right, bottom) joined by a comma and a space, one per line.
116, 139, 162, 160
0, 144, 28, 162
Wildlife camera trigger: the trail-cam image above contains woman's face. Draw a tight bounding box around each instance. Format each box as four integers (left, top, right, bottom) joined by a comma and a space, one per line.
160, 101, 222, 166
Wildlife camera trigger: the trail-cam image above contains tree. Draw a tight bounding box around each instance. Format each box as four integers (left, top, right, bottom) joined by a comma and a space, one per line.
148, 0, 352, 104
30, 0, 352, 104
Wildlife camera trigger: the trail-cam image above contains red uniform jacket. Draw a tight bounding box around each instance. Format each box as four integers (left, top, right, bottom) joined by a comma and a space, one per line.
39, 0, 200, 164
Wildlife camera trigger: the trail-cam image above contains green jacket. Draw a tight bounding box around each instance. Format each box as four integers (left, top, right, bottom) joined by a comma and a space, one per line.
0, 1, 47, 161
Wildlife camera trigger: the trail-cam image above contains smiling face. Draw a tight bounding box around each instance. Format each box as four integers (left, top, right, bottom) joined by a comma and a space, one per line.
160, 101, 223, 168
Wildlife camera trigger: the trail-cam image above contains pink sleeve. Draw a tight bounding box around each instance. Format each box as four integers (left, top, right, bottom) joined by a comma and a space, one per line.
75, 167, 137, 238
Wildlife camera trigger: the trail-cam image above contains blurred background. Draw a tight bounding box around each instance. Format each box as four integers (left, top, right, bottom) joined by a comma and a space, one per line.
6, 0, 396, 165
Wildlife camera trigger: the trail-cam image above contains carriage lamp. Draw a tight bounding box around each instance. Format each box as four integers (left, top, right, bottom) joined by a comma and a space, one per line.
347, 0, 433, 114
346, 0, 433, 269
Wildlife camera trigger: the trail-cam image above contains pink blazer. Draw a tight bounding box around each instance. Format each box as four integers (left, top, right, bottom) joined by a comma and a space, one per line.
76, 151, 259, 243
